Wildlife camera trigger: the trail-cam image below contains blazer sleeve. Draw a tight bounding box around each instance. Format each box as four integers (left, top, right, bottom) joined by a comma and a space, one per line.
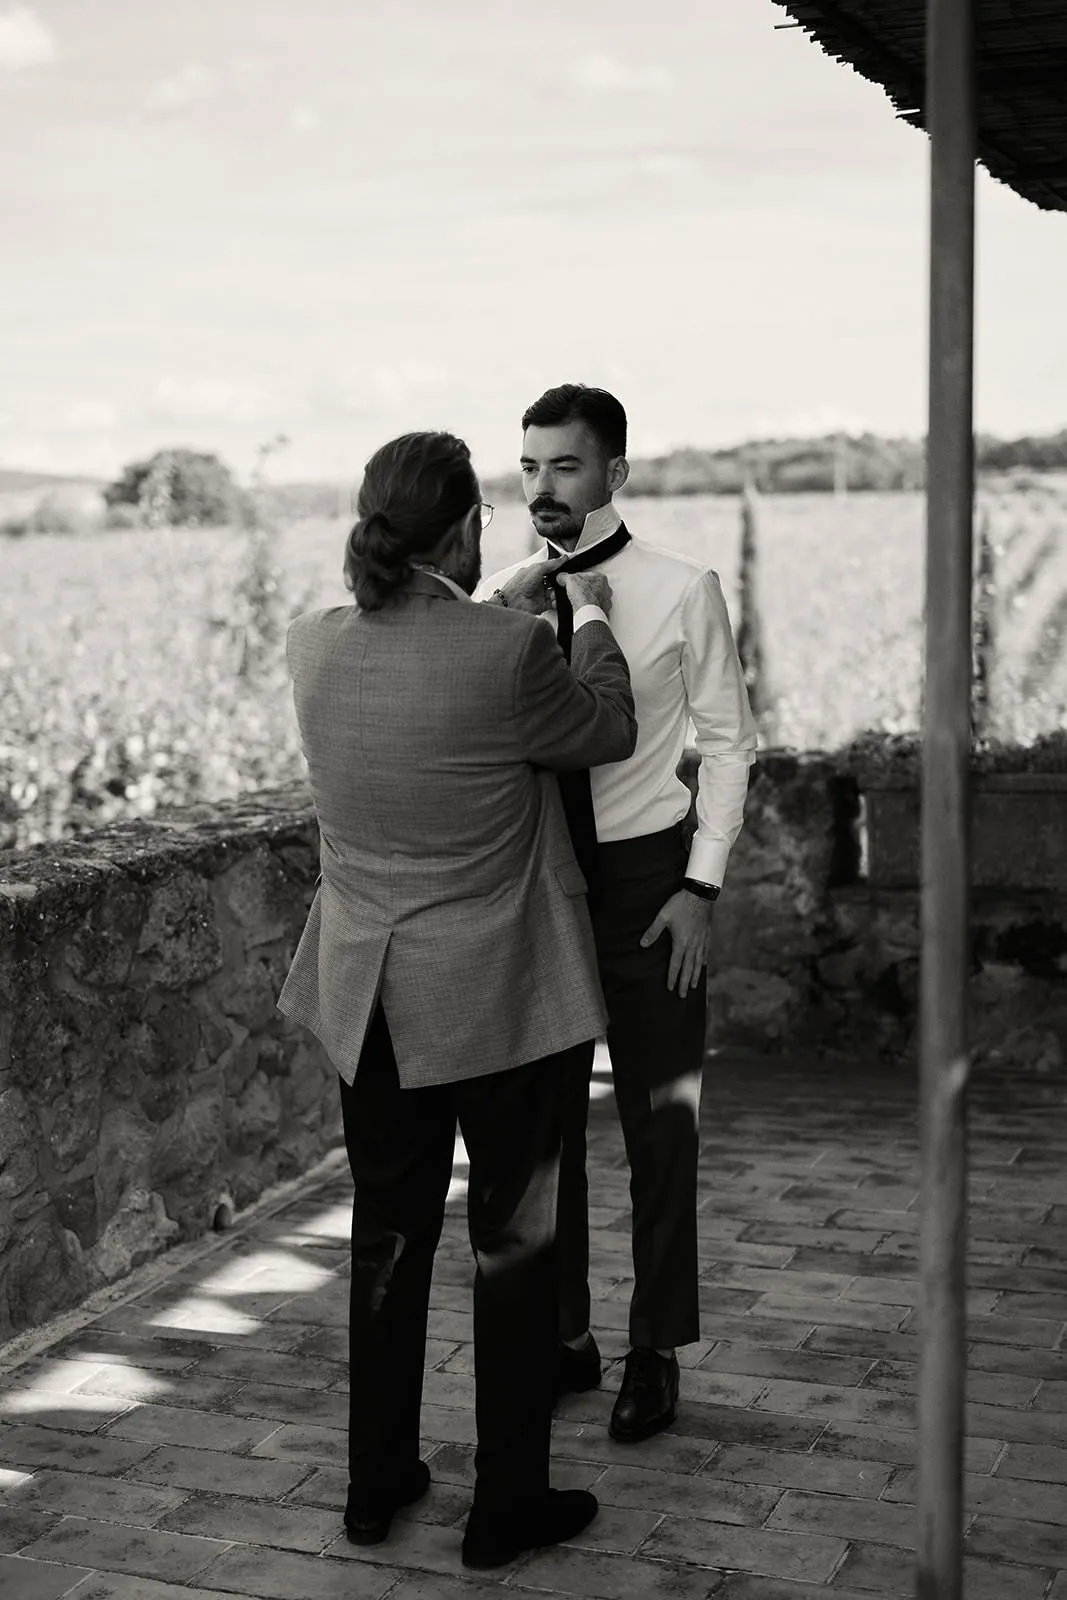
513, 615, 637, 771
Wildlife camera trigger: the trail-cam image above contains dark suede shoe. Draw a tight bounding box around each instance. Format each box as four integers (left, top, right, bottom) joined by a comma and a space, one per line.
462, 1488, 599, 1570
554, 1333, 602, 1403
609, 1348, 679, 1442
344, 1459, 431, 1545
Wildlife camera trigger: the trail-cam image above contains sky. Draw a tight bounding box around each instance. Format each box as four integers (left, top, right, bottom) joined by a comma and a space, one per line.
2, 0, 1065, 485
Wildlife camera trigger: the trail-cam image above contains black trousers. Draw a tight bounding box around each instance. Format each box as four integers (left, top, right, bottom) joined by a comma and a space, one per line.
339, 1002, 582, 1510
557, 824, 706, 1351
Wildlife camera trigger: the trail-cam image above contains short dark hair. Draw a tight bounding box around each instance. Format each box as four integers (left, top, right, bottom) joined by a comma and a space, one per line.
521, 384, 627, 459
343, 431, 478, 611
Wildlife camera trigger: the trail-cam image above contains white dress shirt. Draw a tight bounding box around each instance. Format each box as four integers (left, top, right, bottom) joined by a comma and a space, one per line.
475, 503, 757, 888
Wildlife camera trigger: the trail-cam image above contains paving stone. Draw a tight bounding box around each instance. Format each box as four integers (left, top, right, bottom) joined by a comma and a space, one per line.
195, 1543, 394, 1598
386, 1576, 521, 1600
813, 1421, 1002, 1473
1036, 1381, 1067, 1411
863, 1357, 1039, 1407
667, 1400, 824, 1452
751, 1294, 908, 1332
0, 1503, 60, 1552
159, 1491, 339, 1552
702, 1444, 892, 1499
428, 1441, 600, 1492
551, 1418, 715, 1474
965, 1512, 1067, 1567
885, 1465, 1067, 1524
511, 1544, 721, 1598
132, 1443, 312, 1499
965, 1401, 1067, 1447
834, 1539, 1051, 1598
248, 1421, 348, 1467
19, 1516, 227, 1583
5, 1467, 189, 1526
699, 1343, 873, 1386
593, 1463, 780, 1525
0, 1556, 92, 1599
0, 1468, 32, 1493
765, 1486, 915, 1548
0, 1392, 133, 1433
192, 1348, 346, 1389
89, 1308, 306, 1354
712, 1579, 897, 1600
105, 1405, 280, 1453
996, 1442, 1067, 1484
224, 1381, 348, 1429
61, 1575, 253, 1599
9, 1357, 118, 1394
803, 1325, 921, 1361
0, 1423, 154, 1476
73, 1366, 244, 1410
639, 1515, 846, 1583
754, 1378, 914, 1429
739, 1225, 894, 1254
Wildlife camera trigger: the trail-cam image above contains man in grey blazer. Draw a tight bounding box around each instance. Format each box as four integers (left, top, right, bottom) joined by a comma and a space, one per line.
277, 431, 636, 1570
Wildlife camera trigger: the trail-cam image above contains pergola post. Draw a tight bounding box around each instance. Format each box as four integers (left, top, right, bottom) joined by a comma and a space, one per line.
917, 0, 975, 1595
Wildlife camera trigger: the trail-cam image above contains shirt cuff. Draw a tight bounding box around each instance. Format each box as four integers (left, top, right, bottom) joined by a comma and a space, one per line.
685, 835, 729, 890
573, 604, 610, 632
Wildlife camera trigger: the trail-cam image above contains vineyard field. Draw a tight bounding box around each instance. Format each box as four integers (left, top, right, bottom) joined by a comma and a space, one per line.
2, 488, 1065, 852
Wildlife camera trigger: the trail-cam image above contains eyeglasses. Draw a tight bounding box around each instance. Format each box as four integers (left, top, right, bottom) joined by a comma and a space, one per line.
479, 502, 495, 528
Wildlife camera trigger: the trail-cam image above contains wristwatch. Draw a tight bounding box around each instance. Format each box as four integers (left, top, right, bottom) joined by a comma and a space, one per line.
683, 878, 720, 902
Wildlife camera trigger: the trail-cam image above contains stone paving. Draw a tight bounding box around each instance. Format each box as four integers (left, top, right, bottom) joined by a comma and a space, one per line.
1, 1046, 1066, 1599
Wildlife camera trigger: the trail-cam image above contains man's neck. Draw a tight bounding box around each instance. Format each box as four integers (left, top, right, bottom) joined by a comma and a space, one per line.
545, 501, 621, 555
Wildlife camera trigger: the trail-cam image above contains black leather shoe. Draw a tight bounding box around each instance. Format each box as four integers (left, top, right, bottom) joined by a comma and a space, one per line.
609, 1348, 679, 1442
554, 1333, 602, 1402
462, 1488, 599, 1570
344, 1459, 431, 1545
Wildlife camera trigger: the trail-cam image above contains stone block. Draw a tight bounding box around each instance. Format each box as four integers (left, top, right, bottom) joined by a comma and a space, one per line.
135, 872, 222, 989
215, 959, 277, 1032
865, 777, 1067, 892
63, 883, 146, 988
88, 1187, 180, 1287
152, 1092, 224, 1231
707, 968, 798, 1044
53, 1174, 99, 1250
228, 1070, 282, 1151
4, 1214, 87, 1331
0, 1088, 40, 1200
214, 847, 292, 950
94, 1106, 156, 1220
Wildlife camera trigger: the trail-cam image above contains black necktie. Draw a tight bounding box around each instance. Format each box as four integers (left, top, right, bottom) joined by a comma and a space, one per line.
545, 523, 632, 909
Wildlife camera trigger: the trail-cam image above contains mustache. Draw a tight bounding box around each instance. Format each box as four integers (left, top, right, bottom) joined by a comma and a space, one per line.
529, 497, 570, 516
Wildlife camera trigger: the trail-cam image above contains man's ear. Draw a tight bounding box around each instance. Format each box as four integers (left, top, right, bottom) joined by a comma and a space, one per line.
608, 456, 629, 496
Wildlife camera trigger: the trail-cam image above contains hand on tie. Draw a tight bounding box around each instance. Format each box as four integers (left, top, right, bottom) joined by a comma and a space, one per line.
494, 556, 567, 615
558, 571, 613, 616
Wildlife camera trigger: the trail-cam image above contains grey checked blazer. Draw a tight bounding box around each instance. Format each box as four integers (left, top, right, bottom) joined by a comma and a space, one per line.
277, 571, 637, 1087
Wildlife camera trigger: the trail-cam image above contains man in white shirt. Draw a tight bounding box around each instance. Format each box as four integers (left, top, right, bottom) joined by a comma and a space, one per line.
475, 384, 757, 1444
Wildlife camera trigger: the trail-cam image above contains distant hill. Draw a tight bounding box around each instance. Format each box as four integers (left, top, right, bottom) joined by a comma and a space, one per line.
0, 468, 104, 495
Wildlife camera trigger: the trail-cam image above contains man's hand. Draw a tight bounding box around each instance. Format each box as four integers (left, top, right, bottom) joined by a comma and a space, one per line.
492, 557, 567, 616
558, 570, 613, 616
640, 889, 714, 997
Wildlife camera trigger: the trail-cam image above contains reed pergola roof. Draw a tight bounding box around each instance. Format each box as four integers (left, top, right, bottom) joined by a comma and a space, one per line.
774, 1, 1067, 212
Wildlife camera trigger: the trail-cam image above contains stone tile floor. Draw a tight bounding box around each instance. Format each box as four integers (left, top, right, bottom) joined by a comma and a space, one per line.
1, 1046, 1066, 1599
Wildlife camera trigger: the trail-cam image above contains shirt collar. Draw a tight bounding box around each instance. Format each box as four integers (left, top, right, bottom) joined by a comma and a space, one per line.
539, 501, 622, 558
411, 564, 470, 601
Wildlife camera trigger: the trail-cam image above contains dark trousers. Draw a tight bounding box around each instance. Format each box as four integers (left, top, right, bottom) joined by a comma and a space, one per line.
339, 1002, 581, 1509
557, 824, 706, 1351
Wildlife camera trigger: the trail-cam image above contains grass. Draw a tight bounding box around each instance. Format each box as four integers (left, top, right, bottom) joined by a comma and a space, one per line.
2, 489, 1064, 853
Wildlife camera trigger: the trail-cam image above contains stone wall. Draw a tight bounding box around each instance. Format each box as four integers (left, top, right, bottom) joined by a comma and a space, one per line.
2, 759, 1064, 1339
701, 752, 1067, 1073
0, 786, 335, 1341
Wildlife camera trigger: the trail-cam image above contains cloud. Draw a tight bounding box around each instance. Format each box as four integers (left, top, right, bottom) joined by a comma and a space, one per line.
571, 54, 669, 93
145, 62, 216, 115
0, 5, 56, 70
151, 377, 278, 426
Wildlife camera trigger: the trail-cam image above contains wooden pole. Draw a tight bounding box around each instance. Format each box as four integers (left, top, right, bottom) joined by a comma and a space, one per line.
917, 0, 974, 1595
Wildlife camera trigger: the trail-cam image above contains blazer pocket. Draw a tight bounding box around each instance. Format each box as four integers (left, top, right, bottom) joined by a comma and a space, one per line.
554, 860, 588, 897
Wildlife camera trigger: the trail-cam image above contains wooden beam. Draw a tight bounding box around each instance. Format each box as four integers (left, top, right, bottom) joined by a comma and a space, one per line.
917, 0, 974, 1596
